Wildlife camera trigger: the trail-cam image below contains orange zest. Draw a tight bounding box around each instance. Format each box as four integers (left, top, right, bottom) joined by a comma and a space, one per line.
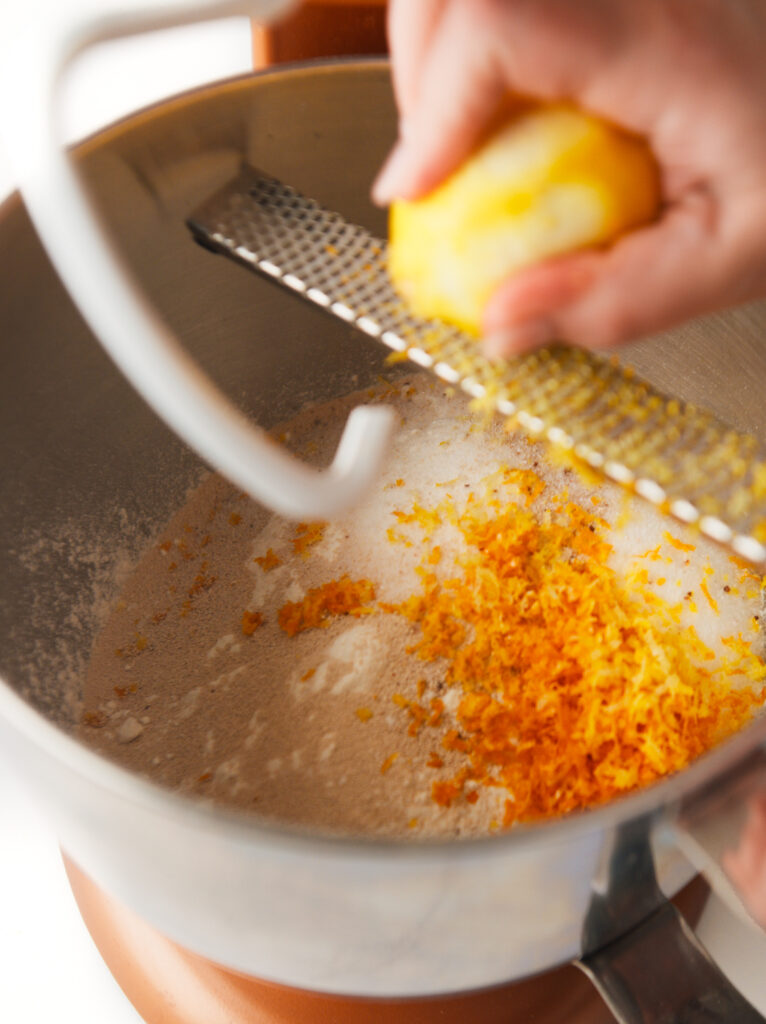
254, 548, 282, 572
266, 464, 765, 830
278, 576, 376, 637
241, 610, 264, 636
382, 473, 765, 826
664, 532, 696, 553
292, 521, 326, 557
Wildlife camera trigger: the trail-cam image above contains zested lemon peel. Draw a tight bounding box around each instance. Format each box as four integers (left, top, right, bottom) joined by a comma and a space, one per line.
389, 101, 661, 335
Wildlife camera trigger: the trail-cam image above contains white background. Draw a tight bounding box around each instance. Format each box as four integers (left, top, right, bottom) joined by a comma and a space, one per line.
3, 13, 766, 1024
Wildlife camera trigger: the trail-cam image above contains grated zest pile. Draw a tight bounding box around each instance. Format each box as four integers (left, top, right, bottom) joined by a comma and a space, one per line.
275, 467, 766, 827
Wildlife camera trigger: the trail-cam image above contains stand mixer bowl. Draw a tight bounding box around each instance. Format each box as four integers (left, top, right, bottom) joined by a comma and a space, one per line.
2, 60, 766, 1019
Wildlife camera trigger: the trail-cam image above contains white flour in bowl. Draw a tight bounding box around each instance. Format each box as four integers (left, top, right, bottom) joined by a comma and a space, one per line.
79, 375, 765, 837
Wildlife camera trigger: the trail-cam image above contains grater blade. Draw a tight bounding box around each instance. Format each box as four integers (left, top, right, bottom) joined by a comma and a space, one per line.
188, 166, 766, 564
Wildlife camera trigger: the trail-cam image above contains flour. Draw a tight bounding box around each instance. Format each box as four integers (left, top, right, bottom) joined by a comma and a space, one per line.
79, 375, 764, 838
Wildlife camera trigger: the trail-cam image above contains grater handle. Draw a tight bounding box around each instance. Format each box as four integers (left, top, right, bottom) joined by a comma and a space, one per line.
0, 0, 397, 519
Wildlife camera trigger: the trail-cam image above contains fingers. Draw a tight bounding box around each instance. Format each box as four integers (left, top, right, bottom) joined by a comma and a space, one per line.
481, 190, 750, 354
387, 0, 448, 122
376, 0, 766, 351
373, 0, 506, 204
374, 0, 648, 206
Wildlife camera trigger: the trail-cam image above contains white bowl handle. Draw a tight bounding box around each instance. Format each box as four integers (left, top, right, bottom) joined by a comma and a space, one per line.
0, 0, 396, 519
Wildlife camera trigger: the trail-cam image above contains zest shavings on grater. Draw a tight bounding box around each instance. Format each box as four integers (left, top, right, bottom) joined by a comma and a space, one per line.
187, 167, 766, 564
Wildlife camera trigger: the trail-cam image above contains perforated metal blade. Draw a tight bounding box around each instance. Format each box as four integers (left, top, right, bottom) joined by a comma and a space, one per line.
188, 166, 766, 564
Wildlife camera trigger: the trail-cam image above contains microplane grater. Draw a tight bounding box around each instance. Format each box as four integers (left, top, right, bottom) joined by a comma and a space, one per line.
188, 167, 766, 564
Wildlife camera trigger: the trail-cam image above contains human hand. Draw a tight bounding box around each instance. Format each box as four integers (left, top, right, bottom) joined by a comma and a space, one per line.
373, 0, 766, 356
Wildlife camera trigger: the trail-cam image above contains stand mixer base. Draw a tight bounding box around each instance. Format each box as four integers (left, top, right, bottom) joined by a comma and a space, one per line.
63, 855, 712, 1023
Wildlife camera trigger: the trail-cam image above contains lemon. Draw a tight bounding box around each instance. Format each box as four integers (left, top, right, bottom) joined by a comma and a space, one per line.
388, 102, 660, 335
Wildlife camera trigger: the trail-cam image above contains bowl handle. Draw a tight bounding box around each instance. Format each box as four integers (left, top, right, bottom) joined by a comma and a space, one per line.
575, 751, 766, 1022
0, 0, 396, 519
670, 746, 766, 932
573, 779, 766, 1024
580, 900, 766, 1023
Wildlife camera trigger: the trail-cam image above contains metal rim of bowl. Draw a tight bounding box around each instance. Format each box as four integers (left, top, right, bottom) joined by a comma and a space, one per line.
0, 59, 764, 865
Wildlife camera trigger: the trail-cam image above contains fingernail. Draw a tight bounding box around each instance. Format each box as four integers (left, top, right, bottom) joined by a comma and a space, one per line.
483, 320, 554, 359
372, 141, 411, 205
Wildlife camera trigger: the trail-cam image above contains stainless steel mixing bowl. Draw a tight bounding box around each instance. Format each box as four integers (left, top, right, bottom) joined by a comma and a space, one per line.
2, 61, 766, 1022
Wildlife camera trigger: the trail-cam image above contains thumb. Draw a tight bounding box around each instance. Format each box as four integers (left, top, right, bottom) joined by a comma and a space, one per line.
482, 192, 745, 354
373, 0, 506, 205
